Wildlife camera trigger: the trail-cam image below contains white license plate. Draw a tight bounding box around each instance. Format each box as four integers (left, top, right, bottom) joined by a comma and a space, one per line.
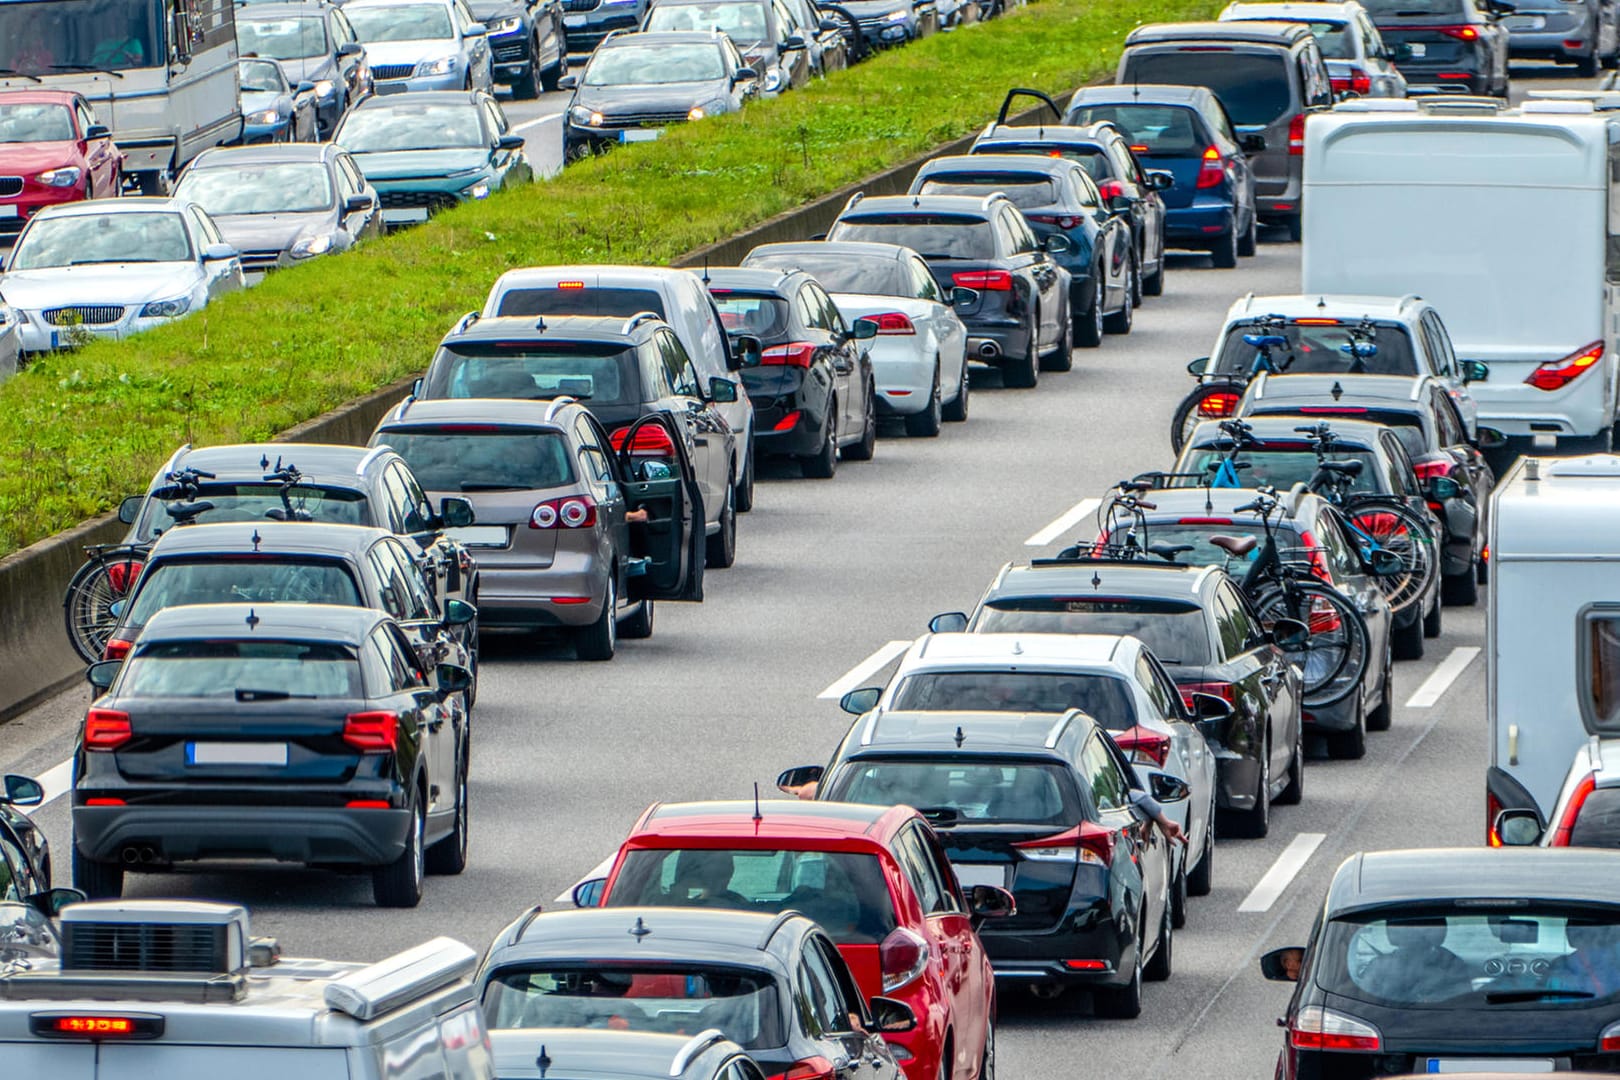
1409, 42, 1427, 57
447, 525, 509, 548
564, 13, 584, 24
621, 128, 662, 143
0, 205, 16, 218
951, 863, 1008, 890
187, 742, 288, 767
1423, 1060, 1554, 1074
383, 206, 430, 224
1505, 14, 1545, 29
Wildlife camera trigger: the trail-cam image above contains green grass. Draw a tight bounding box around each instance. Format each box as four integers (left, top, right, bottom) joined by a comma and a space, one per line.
0, 0, 1218, 559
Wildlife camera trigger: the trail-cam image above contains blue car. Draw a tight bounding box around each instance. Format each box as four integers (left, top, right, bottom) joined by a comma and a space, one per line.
1066, 84, 1260, 268
238, 57, 319, 143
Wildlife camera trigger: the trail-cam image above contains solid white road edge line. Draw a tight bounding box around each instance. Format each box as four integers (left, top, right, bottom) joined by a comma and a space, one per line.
1024, 498, 1100, 547
23, 759, 73, 815
513, 111, 563, 133
1405, 646, 1481, 709
1237, 832, 1325, 913
554, 852, 618, 903
817, 640, 911, 700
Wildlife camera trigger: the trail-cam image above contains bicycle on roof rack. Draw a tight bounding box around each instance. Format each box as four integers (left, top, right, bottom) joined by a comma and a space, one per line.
1057, 478, 1196, 564
1170, 314, 1294, 453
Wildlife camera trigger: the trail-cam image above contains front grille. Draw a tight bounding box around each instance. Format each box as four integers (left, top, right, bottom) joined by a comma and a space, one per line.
371, 63, 416, 81
380, 190, 460, 211
563, 0, 599, 12
492, 41, 529, 62
600, 110, 688, 129
239, 250, 283, 271
0, 177, 21, 197
63, 922, 230, 974
43, 305, 125, 326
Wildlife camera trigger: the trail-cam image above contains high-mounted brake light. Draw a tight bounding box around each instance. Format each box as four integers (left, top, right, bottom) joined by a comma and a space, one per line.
30, 1013, 164, 1040
557, 280, 586, 289
84, 708, 131, 751
1525, 341, 1604, 391
343, 711, 399, 753
1293, 318, 1340, 326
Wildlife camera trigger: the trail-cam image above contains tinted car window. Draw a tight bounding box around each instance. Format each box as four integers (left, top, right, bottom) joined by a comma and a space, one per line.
496, 286, 667, 319
888, 670, 1138, 730
919, 174, 1060, 210
1359, 0, 1464, 13
980, 142, 1112, 181
381, 427, 575, 492
835, 758, 1080, 826
1177, 444, 1380, 495
975, 596, 1213, 666
424, 343, 636, 405
1066, 104, 1206, 155
1125, 50, 1292, 127
829, 214, 995, 260
1216, 321, 1419, 376
126, 559, 362, 626
744, 253, 905, 296
121, 639, 362, 698
712, 291, 793, 338
134, 483, 370, 540
1078, 732, 1131, 811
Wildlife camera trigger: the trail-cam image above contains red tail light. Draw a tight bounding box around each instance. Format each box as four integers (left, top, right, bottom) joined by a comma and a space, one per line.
1014, 820, 1115, 865
1196, 145, 1225, 189
1296, 528, 1334, 583
530, 495, 598, 530
609, 423, 677, 456
84, 798, 125, 806
1525, 340, 1604, 391
1289, 1006, 1382, 1052
1095, 178, 1124, 202
84, 708, 132, 751
1411, 458, 1454, 482
1288, 113, 1305, 156
1112, 724, 1171, 767
1487, 789, 1504, 846
774, 1058, 837, 1080
1436, 24, 1479, 39
868, 312, 916, 335
1197, 390, 1240, 418
1179, 681, 1234, 711
1027, 214, 1082, 230
761, 342, 817, 368
346, 799, 392, 809
773, 410, 802, 432
878, 926, 929, 992
1307, 593, 1343, 634
1177, 517, 1234, 525
105, 559, 143, 595
1062, 958, 1107, 970
343, 711, 399, 753
1331, 69, 1372, 95
1549, 773, 1597, 847
951, 270, 1012, 292
103, 637, 134, 662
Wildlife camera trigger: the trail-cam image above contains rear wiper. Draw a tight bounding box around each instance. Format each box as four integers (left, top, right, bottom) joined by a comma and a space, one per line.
459, 482, 522, 491
234, 688, 317, 702
0, 68, 40, 83
1485, 989, 1596, 1004
50, 64, 124, 79
916, 806, 960, 825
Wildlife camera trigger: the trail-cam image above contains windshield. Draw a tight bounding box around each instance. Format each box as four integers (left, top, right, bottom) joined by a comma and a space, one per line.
11, 211, 190, 269
177, 162, 335, 216
338, 102, 484, 151
495, 286, 667, 319
1124, 51, 1292, 127
832, 758, 1080, 826
379, 427, 575, 492
607, 848, 899, 944
974, 596, 1213, 666
1066, 104, 1205, 156
237, 58, 285, 92
919, 174, 1060, 211
584, 42, 726, 85
121, 639, 362, 698
829, 214, 994, 260
710, 291, 791, 338
978, 142, 1111, 181
1174, 444, 1380, 496
743, 253, 905, 296
481, 964, 784, 1049
0, 103, 73, 142
237, 15, 329, 60
888, 670, 1139, 730
1314, 907, 1620, 1008
134, 484, 371, 542
1214, 321, 1419, 377
0, 0, 163, 76
345, 2, 453, 41
646, 1, 768, 40
421, 344, 637, 406
126, 559, 363, 629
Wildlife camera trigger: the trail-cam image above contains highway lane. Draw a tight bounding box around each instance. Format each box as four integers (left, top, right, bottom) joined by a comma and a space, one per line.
495, 86, 571, 177
0, 67, 1584, 1079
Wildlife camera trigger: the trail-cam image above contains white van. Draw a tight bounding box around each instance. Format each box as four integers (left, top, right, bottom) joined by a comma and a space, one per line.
1302, 96, 1620, 451
1487, 454, 1620, 840
0, 900, 494, 1080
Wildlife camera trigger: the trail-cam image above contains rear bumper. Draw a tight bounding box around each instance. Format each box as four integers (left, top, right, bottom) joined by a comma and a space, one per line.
73, 804, 411, 866
1165, 202, 1235, 242
1466, 370, 1615, 441
753, 417, 826, 456
963, 318, 1031, 366
978, 901, 1131, 987
865, 337, 938, 414
477, 559, 607, 628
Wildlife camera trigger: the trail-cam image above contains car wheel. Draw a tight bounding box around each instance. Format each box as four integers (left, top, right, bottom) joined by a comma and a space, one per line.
942, 361, 969, 422
1043, 303, 1075, 370
1003, 317, 1040, 388
1129, 251, 1144, 307
1325, 694, 1367, 760
1580, 50, 1600, 77
619, 598, 654, 639
1144, 901, 1172, 982
801, 418, 839, 477
513, 55, 542, 99
1366, 654, 1393, 732
1392, 610, 1425, 660
705, 475, 738, 567
1287, 215, 1303, 243
1423, 593, 1443, 638
1102, 263, 1133, 335
1221, 734, 1270, 839
72, 843, 123, 899
1443, 567, 1478, 606
1170, 853, 1189, 928
845, 385, 878, 458
1142, 253, 1164, 297
573, 574, 618, 661
541, 52, 563, 91
425, 750, 468, 875
978, 1018, 995, 1080
734, 440, 755, 512
1277, 720, 1304, 804
372, 799, 425, 908
1238, 210, 1258, 257
1187, 813, 1213, 896
1075, 273, 1103, 348
1211, 223, 1239, 268
1093, 926, 1144, 1018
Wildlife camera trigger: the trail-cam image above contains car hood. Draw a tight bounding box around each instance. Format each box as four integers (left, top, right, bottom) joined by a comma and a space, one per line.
362, 39, 459, 66
240, 88, 286, 114
345, 146, 492, 179
575, 80, 727, 112
209, 210, 333, 252
469, 0, 522, 20
0, 140, 81, 174
0, 264, 203, 307
272, 54, 338, 82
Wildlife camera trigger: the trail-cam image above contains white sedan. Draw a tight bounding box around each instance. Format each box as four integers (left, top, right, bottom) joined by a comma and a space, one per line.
2, 198, 245, 354
743, 239, 970, 436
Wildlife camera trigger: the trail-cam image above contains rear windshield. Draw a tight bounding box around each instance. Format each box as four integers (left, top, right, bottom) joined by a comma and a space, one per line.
1065, 104, 1206, 155
135, 484, 370, 542
829, 214, 994, 260
743, 252, 905, 296
831, 758, 1080, 827
1227, 17, 1351, 58
121, 640, 362, 699
979, 142, 1112, 181
1174, 444, 1380, 496
1569, 788, 1620, 848
1313, 907, 1620, 1008
709, 291, 792, 339
1359, 0, 1464, 15
918, 174, 1059, 210
422, 343, 637, 406
1122, 522, 1314, 576
606, 848, 899, 944
888, 671, 1138, 731
1124, 50, 1292, 127
974, 597, 1212, 666
481, 964, 783, 1048
1251, 407, 1427, 459
379, 427, 575, 493
126, 559, 362, 628
1213, 321, 1419, 377
495, 286, 667, 319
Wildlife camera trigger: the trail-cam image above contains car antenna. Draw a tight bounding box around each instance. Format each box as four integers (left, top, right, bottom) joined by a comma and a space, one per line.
245, 608, 260, 631
753, 781, 763, 823
260, 453, 271, 470
1317, 296, 1327, 310
630, 916, 651, 941
912, 194, 921, 208
701, 257, 710, 286
1331, 380, 1343, 401
251, 529, 262, 552
954, 726, 965, 748
1091, 570, 1102, 590
536, 1046, 551, 1079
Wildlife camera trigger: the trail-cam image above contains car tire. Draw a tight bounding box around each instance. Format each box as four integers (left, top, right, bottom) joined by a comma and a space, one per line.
514, 51, 543, 99
72, 844, 123, 900
735, 440, 756, 512
845, 387, 878, 459
1129, 251, 1144, 308
1170, 854, 1189, 928
1367, 655, 1393, 732
1187, 814, 1213, 897
425, 750, 469, 875
942, 363, 969, 422
373, 799, 425, 908
1144, 902, 1173, 982
1075, 274, 1104, 348
1142, 256, 1164, 297
619, 598, 654, 639
1579, 50, 1600, 77
1423, 594, 1443, 638
905, 374, 943, 437
1041, 310, 1074, 370
1238, 210, 1258, 257
1211, 224, 1239, 269
1325, 694, 1367, 760
801, 419, 839, 476
1003, 318, 1040, 388
574, 575, 618, 661
1442, 567, 1478, 606
1102, 268, 1133, 335
1287, 215, 1303, 243
978, 1018, 995, 1080
1392, 611, 1425, 660
541, 54, 563, 91
1277, 721, 1304, 805
1093, 930, 1144, 1018
705, 476, 738, 567
1222, 735, 1270, 839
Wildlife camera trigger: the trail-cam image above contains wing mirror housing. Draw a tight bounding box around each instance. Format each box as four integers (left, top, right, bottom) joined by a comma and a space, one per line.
464, 21, 488, 35
1494, 807, 1545, 846
86, 660, 122, 692
557, 73, 578, 90
1428, 475, 1461, 501
777, 764, 824, 791
497, 133, 526, 151
1189, 691, 1233, 720
851, 317, 879, 340
1240, 133, 1266, 154
439, 495, 476, 528
1475, 426, 1508, 451
202, 241, 236, 261
733, 66, 759, 83
25, 886, 85, 918
965, 883, 1016, 921
117, 494, 144, 524
1260, 946, 1304, 982
1368, 548, 1406, 577
951, 285, 979, 307
337, 41, 364, 57
782, 33, 806, 49
84, 123, 111, 140
819, 15, 842, 30
729, 334, 763, 370
572, 877, 605, 906
1042, 232, 1071, 253
1186, 356, 1210, 377
929, 611, 968, 633
343, 193, 375, 214
1269, 616, 1310, 651
839, 687, 881, 715
1, 774, 44, 806
436, 663, 473, 693
1146, 168, 1176, 190
296, 79, 317, 94
1148, 771, 1190, 803
868, 996, 917, 1034
1462, 359, 1490, 383
709, 376, 739, 403
441, 597, 476, 626
1107, 193, 1133, 215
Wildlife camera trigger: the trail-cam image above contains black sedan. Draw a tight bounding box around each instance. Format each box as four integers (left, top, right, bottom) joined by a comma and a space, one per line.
1262, 847, 1620, 1077
643, 0, 809, 95
174, 143, 382, 278
910, 153, 1135, 348
705, 267, 878, 477
472, 0, 567, 98
477, 907, 915, 1079
234, 2, 371, 136
560, 31, 759, 159
827, 192, 1072, 389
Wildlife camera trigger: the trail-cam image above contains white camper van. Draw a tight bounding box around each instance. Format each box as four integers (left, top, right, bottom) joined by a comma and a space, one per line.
1303, 96, 1620, 451
1487, 454, 1620, 840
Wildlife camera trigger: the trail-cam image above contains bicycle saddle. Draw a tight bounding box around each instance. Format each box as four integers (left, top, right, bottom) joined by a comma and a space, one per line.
164, 500, 215, 524
1242, 334, 1289, 349
1339, 341, 1378, 358
1209, 534, 1258, 557
1319, 460, 1363, 477
1149, 542, 1195, 563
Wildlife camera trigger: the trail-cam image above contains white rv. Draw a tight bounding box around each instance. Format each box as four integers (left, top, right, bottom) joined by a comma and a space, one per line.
1303, 96, 1620, 452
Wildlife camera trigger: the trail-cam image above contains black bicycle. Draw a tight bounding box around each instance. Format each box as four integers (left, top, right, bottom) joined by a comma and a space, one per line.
1060, 479, 1195, 564
1170, 315, 1295, 453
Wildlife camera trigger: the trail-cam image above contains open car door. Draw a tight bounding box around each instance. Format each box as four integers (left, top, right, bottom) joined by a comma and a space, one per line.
996, 87, 1064, 127
608, 413, 705, 603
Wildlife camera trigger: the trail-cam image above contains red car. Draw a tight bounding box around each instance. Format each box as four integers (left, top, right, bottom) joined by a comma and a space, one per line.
584, 800, 1008, 1080
0, 90, 122, 241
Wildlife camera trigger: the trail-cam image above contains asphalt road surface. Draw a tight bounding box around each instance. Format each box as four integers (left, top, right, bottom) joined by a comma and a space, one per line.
0, 66, 1586, 1080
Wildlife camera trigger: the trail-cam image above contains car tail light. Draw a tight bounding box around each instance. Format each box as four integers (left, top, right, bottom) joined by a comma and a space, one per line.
1296, 528, 1334, 583
868, 312, 916, 335
530, 495, 597, 529
1307, 593, 1343, 634
1062, 959, 1107, 970
1289, 1006, 1381, 1052
1196, 145, 1225, 189
1549, 773, 1597, 847
557, 280, 586, 289
1179, 681, 1234, 711
1095, 179, 1126, 203
346, 799, 392, 809
1412, 458, 1454, 482
1014, 820, 1115, 865
1525, 340, 1604, 391
343, 711, 399, 753
1487, 788, 1504, 846
761, 342, 817, 368
1197, 390, 1240, 418
29, 1014, 164, 1040
773, 410, 802, 431
84, 708, 132, 751
609, 423, 678, 456
1288, 113, 1305, 156
1027, 214, 1082, 230
1294, 318, 1340, 326
773, 1058, 837, 1080
1330, 68, 1372, 95
1599, 1020, 1620, 1052
1112, 724, 1171, 767
105, 559, 143, 595
1437, 24, 1479, 39
103, 637, 133, 662
878, 927, 929, 992
951, 270, 1012, 292
1177, 517, 1233, 525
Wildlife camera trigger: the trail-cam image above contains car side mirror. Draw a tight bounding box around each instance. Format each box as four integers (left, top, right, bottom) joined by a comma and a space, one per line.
1462, 359, 1490, 383
497, 133, 525, 151
728, 333, 763, 370
782, 33, 806, 49
202, 241, 236, 261
1475, 426, 1508, 451
1186, 357, 1210, 377
84, 123, 111, 140
867, 996, 917, 1034
117, 494, 144, 524
951, 286, 979, 307
558, 73, 578, 90
465, 21, 488, 35
839, 687, 881, 715
296, 79, 316, 93
1107, 194, 1132, 214
436, 663, 473, 693
1, 774, 44, 807
411, 377, 423, 399
1494, 807, 1545, 846
24, 887, 85, 918
1240, 133, 1266, 154
1368, 548, 1405, 577
965, 883, 1016, 920
1149, 772, 1190, 803
851, 317, 879, 340
344, 193, 375, 214
777, 764, 824, 790
86, 660, 122, 692
929, 611, 968, 633
709, 376, 739, 403
1428, 476, 1461, 501
572, 878, 605, 907
1146, 169, 1176, 190
733, 66, 758, 83
439, 495, 476, 528
442, 597, 476, 626
1269, 616, 1310, 651
1189, 691, 1232, 720
1260, 946, 1304, 982
1042, 232, 1071, 253
338, 41, 365, 57
819, 16, 841, 30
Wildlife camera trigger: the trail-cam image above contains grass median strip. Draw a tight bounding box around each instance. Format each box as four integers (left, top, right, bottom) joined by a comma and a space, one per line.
0, 0, 1216, 560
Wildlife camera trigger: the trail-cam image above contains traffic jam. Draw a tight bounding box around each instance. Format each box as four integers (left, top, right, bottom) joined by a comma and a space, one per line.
2, 0, 1620, 1076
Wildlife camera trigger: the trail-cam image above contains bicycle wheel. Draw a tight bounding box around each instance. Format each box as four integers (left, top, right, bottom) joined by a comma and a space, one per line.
62, 551, 144, 665
1254, 579, 1369, 708
1346, 499, 1438, 616
1170, 380, 1246, 454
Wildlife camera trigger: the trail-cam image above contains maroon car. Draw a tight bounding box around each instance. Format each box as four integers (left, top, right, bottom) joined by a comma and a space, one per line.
0, 90, 122, 241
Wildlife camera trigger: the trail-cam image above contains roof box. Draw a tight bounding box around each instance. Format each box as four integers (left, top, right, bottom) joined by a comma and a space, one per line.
60, 900, 251, 976
323, 937, 477, 1021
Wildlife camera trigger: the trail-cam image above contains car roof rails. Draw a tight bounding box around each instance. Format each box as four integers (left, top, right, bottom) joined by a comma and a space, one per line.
837, 190, 865, 219
1414, 96, 1508, 115
670, 1030, 729, 1077
451, 310, 479, 335
543, 397, 578, 422
980, 191, 1008, 210
1043, 708, 1087, 748
621, 310, 662, 335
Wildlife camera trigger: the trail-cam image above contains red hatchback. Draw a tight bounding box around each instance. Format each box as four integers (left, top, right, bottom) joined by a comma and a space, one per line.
586, 800, 1006, 1080
0, 90, 122, 240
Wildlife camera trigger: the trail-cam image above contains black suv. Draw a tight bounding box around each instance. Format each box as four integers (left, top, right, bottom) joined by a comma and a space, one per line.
75, 603, 472, 907
472, 0, 567, 98
1362, 0, 1512, 96
414, 312, 743, 568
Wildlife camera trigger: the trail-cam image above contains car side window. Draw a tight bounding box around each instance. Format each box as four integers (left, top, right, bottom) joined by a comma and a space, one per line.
795, 286, 829, 331
909, 257, 942, 301
799, 940, 853, 1034
485, 99, 510, 136
360, 633, 393, 694
1135, 651, 1183, 720
772, 0, 794, 40
1432, 390, 1467, 447
1300, 44, 1333, 107
366, 545, 409, 620
1311, 511, 1356, 582
371, 626, 422, 692
1420, 311, 1459, 377
573, 415, 614, 490
187, 206, 222, 248
1381, 434, 1417, 496
1003, 206, 1038, 253
381, 538, 437, 620
1079, 732, 1131, 811
1208, 588, 1246, 661
453, 0, 474, 29
914, 825, 965, 912
658, 329, 702, 397
808, 282, 846, 334
891, 827, 945, 913
1222, 581, 1265, 650
337, 153, 367, 194
389, 463, 434, 533
333, 7, 358, 41
0, 832, 25, 902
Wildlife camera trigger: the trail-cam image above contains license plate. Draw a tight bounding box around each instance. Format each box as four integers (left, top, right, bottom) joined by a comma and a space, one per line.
1408, 42, 1426, 57
621, 128, 662, 143
1423, 1060, 1555, 1074
0, 205, 16, 218
447, 525, 509, 548
564, 13, 584, 25
951, 863, 1008, 890
1504, 14, 1545, 29
187, 742, 288, 767
383, 206, 430, 224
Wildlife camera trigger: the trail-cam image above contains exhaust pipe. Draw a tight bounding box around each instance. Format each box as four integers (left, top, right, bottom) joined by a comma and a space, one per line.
121, 846, 143, 865
978, 341, 1001, 360
139, 846, 161, 865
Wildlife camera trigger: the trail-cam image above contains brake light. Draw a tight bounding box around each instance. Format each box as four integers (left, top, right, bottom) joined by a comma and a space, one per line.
1179, 681, 1234, 710
1196, 145, 1225, 190
1297, 406, 1367, 415
952, 270, 1012, 292
868, 312, 916, 335
1293, 318, 1340, 326
343, 711, 399, 753
1095, 178, 1124, 202
1289, 1006, 1381, 1052
1487, 789, 1504, 846
345, 799, 392, 809
778, 1058, 837, 1080
1437, 24, 1479, 39
105, 559, 143, 595
1330, 69, 1372, 95
1177, 517, 1233, 525
1307, 593, 1343, 634
1288, 113, 1305, 156
1599, 1020, 1620, 1052
1062, 959, 1107, 970
761, 342, 817, 368
84, 708, 132, 751
84, 798, 125, 806
1014, 820, 1115, 865
1112, 724, 1170, 767
530, 495, 598, 530
773, 410, 802, 431
878, 927, 929, 992
557, 280, 585, 289
30, 1013, 164, 1040
1550, 773, 1597, 847
1197, 390, 1240, 418
1027, 214, 1081, 230
609, 424, 677, 456
103, 637, 133, 662
1297, 529, 1333, 582
1412, 458, 1454, 482
1525, 340, 1604, 391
